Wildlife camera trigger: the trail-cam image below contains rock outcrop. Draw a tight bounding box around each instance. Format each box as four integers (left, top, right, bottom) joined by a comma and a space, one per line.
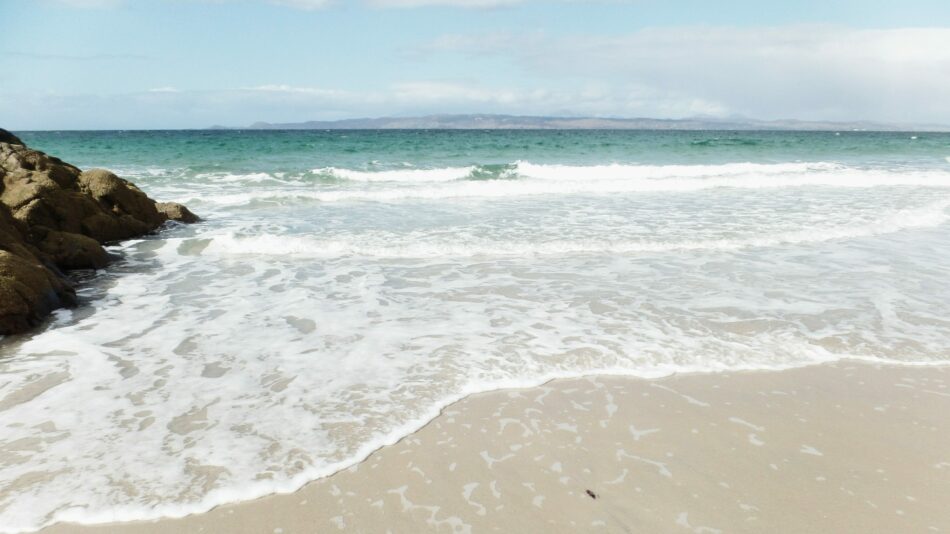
156, 202, 201, 224
0, 128, 198, 334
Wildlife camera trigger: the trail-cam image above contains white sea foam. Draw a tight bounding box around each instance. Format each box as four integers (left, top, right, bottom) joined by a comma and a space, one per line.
4, 157, 950, 533
108, 166, 180, 178
200, 171, 277, 182
189, 164, 950, 206
313, 161, 839, 184
513, 160, 842, 181
190, 171, 311, 185
316, 166, 476, 182
305, 160, 950, 182
202, 198, 950, 259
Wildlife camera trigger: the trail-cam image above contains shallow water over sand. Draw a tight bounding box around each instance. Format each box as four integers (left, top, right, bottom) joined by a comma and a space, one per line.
3, 130, 950, 531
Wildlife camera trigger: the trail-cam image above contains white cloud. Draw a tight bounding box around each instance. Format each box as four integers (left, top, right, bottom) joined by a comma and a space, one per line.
390, 81, 521, 103
245, 84, 347, 97
422, 26, 950, 122
235, 81, 723, 117
0, 80, 730, 129
6, 25, 950, 128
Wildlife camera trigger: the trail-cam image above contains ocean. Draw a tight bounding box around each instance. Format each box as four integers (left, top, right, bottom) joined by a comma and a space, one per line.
2, 129, 950, 531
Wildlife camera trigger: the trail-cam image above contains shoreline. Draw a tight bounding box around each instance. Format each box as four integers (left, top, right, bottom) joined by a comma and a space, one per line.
11, 358, 898, 529
39, 359, 950, 533
8, 357, 847, 531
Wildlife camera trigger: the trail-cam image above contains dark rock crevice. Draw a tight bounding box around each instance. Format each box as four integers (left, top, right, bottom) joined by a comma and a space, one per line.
0, 128, 199, 335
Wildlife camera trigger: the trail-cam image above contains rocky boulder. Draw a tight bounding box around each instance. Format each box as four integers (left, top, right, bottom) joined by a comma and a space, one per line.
0, 205, 77, 333
0, 129, 23, 146
156, 202, 200, 224
0, 129, 198, 334
77, 168, 166, 241
34, 228, 112, 270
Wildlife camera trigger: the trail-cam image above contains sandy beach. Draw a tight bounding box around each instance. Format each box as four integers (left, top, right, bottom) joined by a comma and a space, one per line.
40, 361, 950, 534
6, 1, 950, 532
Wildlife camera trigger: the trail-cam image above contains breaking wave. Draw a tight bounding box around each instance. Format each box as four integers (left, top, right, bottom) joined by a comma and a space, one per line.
184, 162, 950, 206
202, 198, 950, 259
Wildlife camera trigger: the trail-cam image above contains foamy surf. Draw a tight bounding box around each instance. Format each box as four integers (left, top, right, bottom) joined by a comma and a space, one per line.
310, 161, 839, 184
4, 129, 950, 533
181, 163, 950, 207
316, 165, 478, 182
513, 160, 843, 181
201, 198, 950, 259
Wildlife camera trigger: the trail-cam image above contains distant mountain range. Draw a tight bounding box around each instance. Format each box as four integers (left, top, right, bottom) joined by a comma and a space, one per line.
211, 114, 950, 132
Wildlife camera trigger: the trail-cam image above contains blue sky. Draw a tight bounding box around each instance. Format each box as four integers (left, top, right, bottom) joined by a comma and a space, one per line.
2, 0, 950, 129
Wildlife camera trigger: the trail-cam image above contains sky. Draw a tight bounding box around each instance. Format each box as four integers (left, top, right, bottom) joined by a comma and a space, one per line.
2, 0, 950, 129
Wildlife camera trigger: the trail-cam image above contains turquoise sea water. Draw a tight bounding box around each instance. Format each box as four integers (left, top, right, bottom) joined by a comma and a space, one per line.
3, 129, 950, 531
18, 129, 950, 172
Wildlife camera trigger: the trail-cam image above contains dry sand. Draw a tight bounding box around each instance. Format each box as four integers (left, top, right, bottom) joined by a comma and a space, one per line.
43, 362, 950, 533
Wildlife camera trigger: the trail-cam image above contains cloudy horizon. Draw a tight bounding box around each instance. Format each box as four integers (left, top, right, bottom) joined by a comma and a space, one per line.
2, 0, 950, 129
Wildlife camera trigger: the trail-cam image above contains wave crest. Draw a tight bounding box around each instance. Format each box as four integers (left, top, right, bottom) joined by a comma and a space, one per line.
315, 166, 477, 182
201, 199, 950, 259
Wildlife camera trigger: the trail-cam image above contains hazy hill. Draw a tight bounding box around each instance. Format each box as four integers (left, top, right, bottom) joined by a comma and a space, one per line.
218, 114, 950, 131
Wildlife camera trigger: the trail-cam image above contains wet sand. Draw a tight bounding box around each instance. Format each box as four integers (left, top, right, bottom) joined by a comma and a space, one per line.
43, 362, 950, 533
